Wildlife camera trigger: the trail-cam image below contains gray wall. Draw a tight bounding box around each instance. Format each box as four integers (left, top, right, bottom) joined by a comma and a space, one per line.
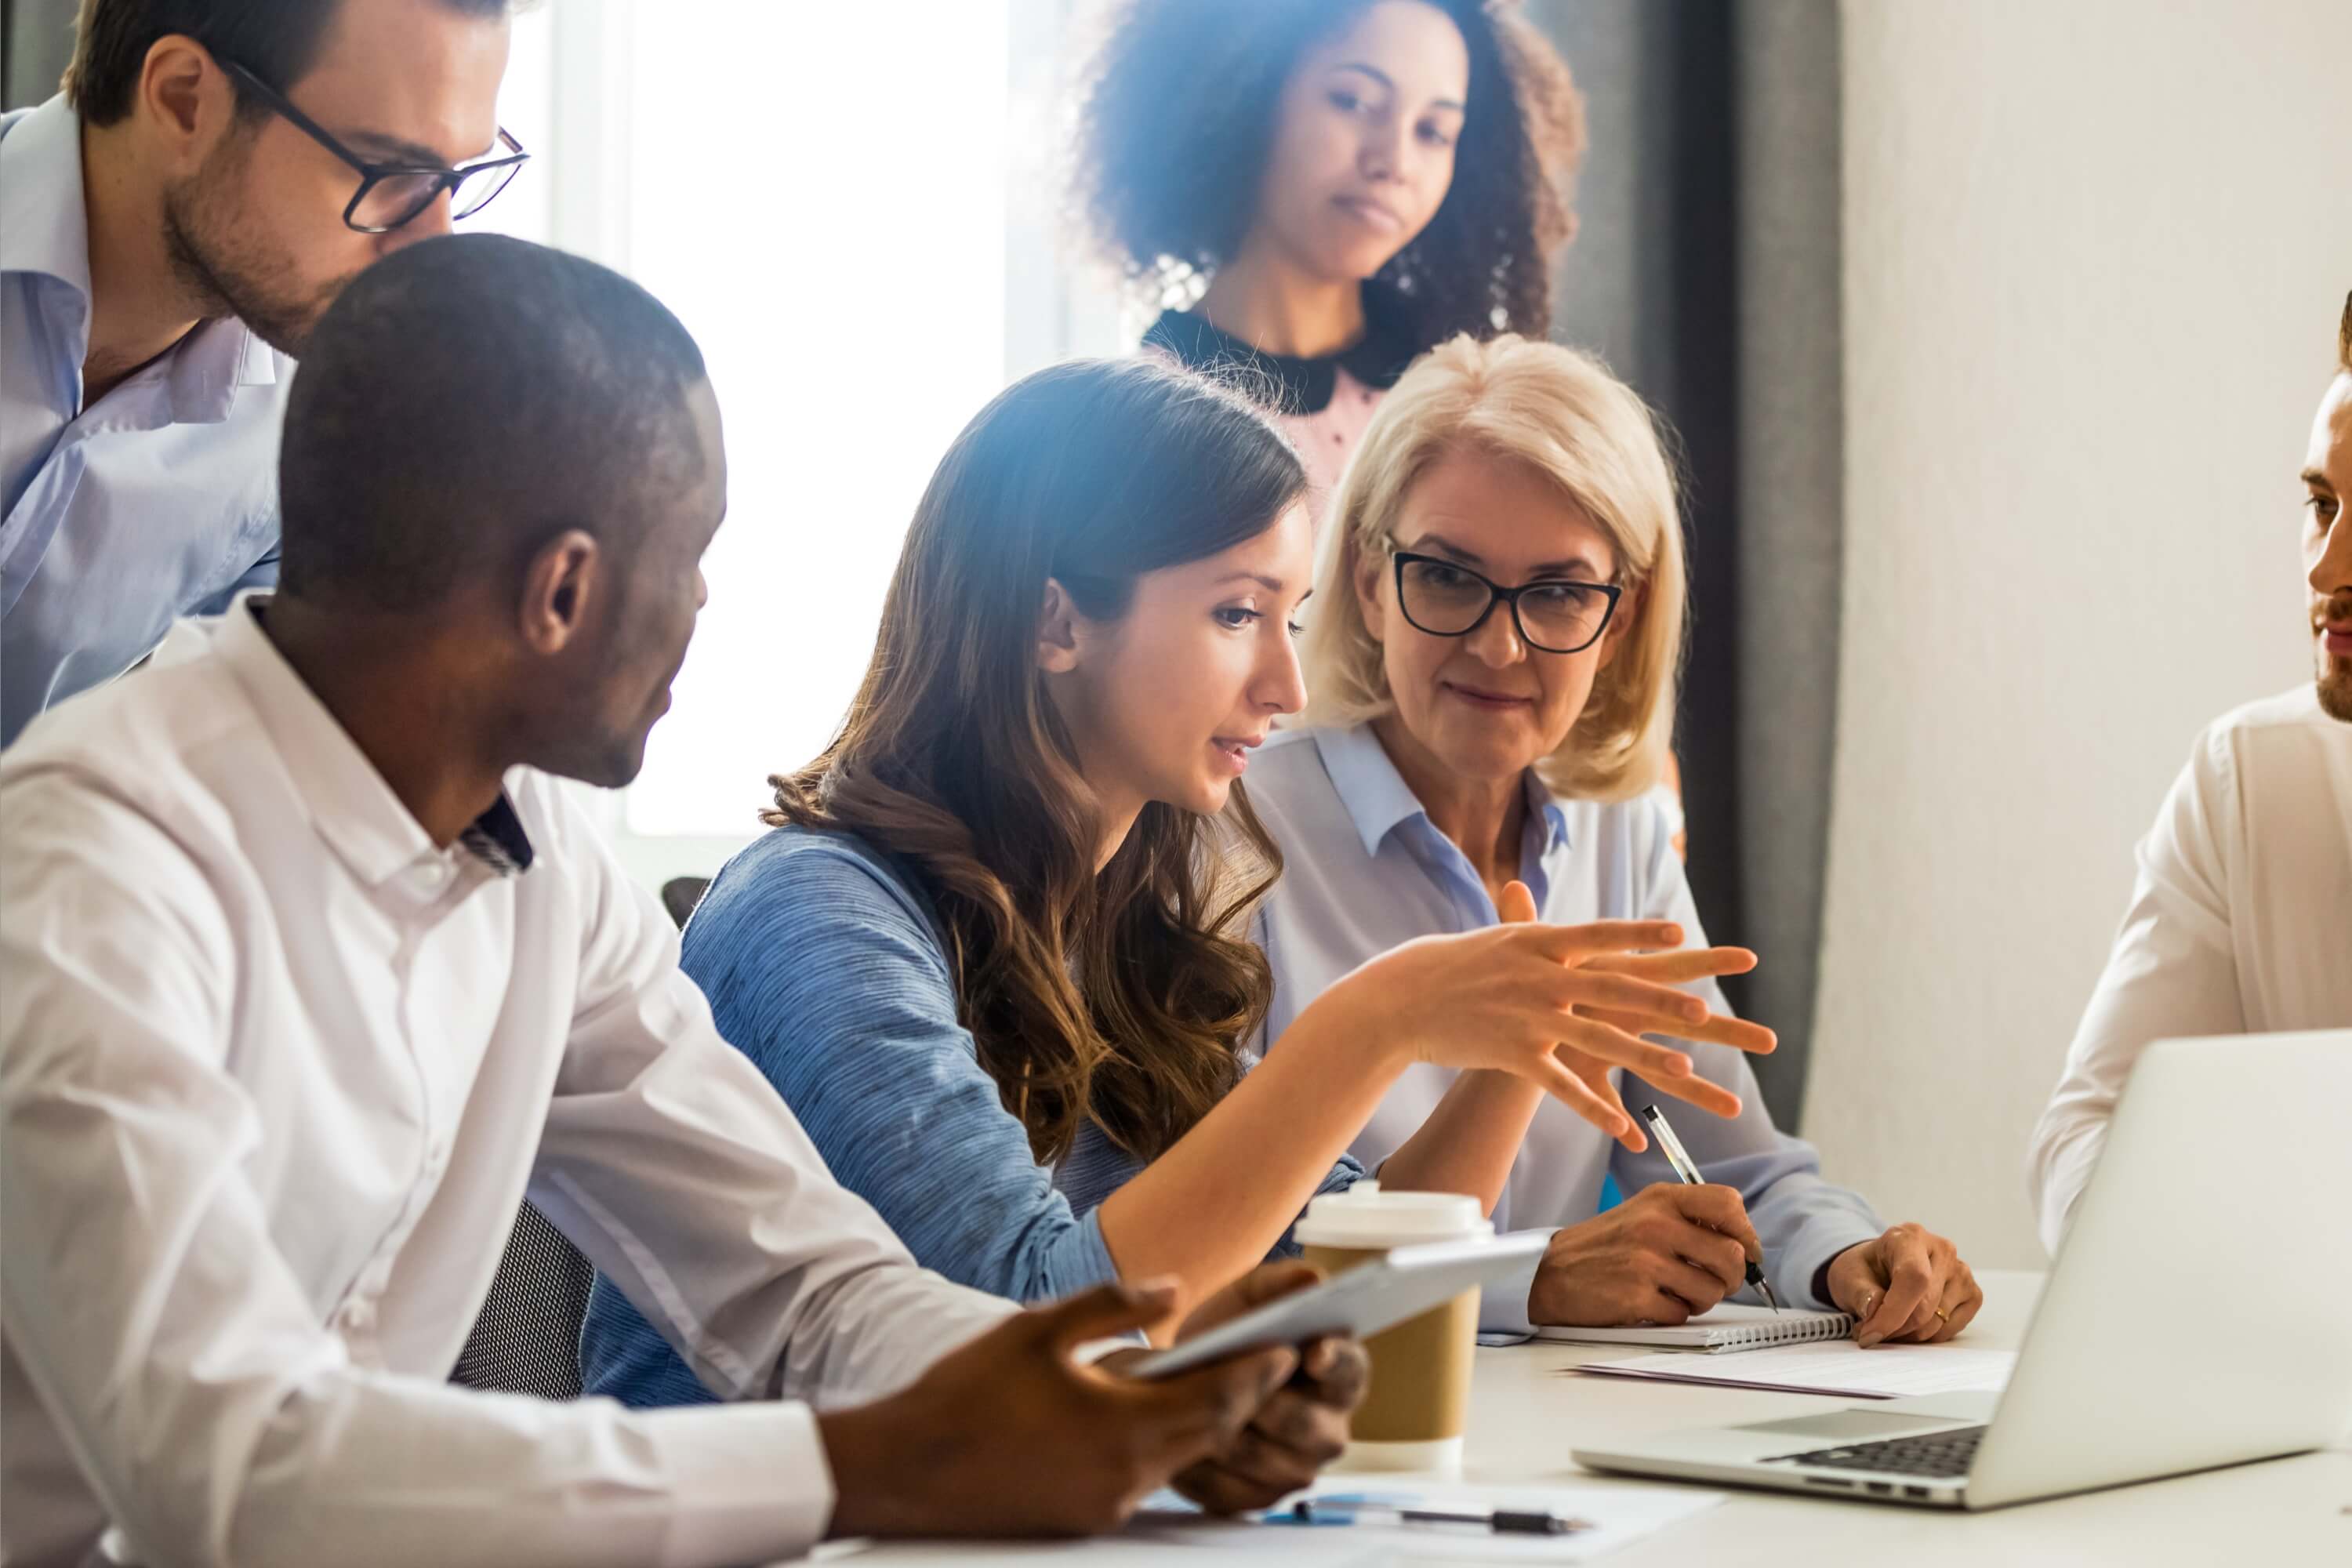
4, 0, 75, 111
1528, 1, 1844, 1131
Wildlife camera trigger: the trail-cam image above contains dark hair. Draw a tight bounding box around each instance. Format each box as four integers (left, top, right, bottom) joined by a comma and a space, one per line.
2339, 289, 2350, 374
769, 359, 1308, 1166
64, 0, 514, 126
1072, 0, 1584, 347
277, 234, 707, 612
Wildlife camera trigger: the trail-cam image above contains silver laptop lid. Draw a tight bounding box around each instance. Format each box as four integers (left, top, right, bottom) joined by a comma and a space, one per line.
1969, 1029, 2352, 1508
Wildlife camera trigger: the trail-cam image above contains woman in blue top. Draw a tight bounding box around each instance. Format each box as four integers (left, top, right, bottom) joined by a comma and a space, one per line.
1250, 332, 1986, 1345
583, 357, 1764, 1406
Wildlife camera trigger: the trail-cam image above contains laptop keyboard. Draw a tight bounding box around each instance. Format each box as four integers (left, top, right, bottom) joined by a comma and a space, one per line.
1767, 1425, 1986, 1478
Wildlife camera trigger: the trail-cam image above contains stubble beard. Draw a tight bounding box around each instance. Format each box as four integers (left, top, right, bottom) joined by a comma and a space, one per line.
162, 151, 354, 358
2316, 644, 2352, 723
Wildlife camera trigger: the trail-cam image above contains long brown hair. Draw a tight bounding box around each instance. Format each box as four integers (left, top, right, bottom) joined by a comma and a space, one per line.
768, 358, 1308, 1165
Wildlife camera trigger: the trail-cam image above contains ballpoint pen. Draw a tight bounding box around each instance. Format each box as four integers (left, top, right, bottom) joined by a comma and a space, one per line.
1284, 1498, 1590, 1534
1639, 1102, 1780, 1312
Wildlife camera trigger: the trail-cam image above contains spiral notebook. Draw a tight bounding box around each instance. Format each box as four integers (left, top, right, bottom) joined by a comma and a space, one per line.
1536, 1303, 1853, 1354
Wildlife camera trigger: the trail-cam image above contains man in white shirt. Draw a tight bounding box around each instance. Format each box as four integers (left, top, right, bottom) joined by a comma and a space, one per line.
2, 0, 528, 745
2028, 291, 2352, 1254
0, 234, 1363, 1568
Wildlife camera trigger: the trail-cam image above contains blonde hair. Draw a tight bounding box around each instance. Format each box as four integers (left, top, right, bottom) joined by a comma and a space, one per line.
1298, 333, 1686, 802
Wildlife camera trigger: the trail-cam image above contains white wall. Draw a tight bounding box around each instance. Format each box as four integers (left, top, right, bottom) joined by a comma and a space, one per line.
1807, 0, 2352, 1269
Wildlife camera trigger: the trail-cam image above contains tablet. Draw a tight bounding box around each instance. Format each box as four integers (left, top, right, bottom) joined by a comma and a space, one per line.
1127, 1232, 1548, 1381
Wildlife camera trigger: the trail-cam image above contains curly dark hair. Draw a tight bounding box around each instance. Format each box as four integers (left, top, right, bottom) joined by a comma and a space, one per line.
1071, 0, 1584, 348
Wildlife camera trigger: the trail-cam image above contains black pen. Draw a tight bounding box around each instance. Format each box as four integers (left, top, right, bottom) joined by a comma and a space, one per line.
1287, 1499, 1588, 1534
1640, 1103, 1780, 1312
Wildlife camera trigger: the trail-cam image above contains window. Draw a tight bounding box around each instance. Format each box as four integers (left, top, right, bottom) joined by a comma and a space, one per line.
520, 2, 1125, 887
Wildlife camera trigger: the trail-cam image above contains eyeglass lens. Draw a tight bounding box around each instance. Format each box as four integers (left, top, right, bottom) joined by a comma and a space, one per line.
1399, 558, 1613, 652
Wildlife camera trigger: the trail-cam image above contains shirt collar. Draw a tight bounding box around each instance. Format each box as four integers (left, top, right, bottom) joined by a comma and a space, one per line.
1313, 720, 1574, 860
0, 97, 95, 310
214, 595, 535, 887
1142, 286, 1421, 417
1312, 722, 1434, 858
1, 95, 281, 423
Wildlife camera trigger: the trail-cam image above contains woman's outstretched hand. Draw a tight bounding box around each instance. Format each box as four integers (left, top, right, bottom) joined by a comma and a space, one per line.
1319, 880, 1773, 1147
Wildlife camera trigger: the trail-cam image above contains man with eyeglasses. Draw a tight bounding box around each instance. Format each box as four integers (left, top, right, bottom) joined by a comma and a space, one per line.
2027, 290, 2352, 1254
1, 0, 528, 746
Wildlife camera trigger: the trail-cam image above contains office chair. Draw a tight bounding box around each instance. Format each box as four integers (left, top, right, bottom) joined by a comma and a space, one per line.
451, 873, 713, 1398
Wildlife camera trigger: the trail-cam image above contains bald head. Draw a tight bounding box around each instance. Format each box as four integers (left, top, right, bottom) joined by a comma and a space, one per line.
277, 233, 707, 612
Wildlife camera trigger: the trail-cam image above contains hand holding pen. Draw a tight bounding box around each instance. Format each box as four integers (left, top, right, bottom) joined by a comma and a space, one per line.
1640, 1103, 1780, 1312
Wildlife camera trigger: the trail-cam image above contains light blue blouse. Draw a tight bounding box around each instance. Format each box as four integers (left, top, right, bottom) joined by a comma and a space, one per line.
1247, 723, 1882, 1316
579, 824, 1363, 1407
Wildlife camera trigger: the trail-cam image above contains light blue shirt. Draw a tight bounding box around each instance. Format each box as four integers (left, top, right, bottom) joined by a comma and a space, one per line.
1247, 722, 1883, 1314
578, 825, 1364, 1407
2, 96, 289, 747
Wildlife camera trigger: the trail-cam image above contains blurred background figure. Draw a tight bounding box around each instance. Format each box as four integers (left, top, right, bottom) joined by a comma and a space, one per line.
1069, 0, 1583, 523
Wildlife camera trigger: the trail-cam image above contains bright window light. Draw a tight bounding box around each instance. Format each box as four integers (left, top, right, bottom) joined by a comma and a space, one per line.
617, 2, 1014, 838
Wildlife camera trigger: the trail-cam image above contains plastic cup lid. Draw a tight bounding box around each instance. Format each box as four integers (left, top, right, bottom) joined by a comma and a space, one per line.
1290, 1181, 1493, 1248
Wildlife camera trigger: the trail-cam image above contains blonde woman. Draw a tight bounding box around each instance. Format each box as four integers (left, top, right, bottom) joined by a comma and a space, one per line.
1250, 335, 1983, 1344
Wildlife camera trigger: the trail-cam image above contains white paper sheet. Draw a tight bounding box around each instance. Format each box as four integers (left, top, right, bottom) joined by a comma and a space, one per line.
1576, 1340, 2016, 1399
1123, 1478, 1726, 1562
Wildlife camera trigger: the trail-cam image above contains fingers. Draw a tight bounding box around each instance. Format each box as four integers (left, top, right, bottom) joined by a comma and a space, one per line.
1584, 946, 1759, 985
1618, 1061, 1744, 1121
1149, 1343, 1300, 1450
1657, 1256, 1733, 1316
1581, 1004, 1779, 1057
1551, 1014, 1695, 1085
1666, 1185, 1763, 1265
1882, 1236, 1973, 1344
1498, 880, 1539, 925
1038, 1277, 1182, 1356
1557, 970, 1712, 1026
1855, 1229, 1937, 1348
1646, 1287, 1699, 1326
1925, 1266, 1984, 1344
1297, 1335, 1369, 1412
1669, 1224, 1751, 1296
1523, 1051, 1638, 1145
1516, 920, 1686, 964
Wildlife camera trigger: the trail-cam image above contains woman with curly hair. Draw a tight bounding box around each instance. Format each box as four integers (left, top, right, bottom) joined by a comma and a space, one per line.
578, 358, 1759, 1406
1072, 0, 1584, 517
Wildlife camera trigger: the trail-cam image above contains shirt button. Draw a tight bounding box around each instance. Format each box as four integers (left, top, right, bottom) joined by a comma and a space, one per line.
412, 861, 452, 891
338, 1298, 376, 1332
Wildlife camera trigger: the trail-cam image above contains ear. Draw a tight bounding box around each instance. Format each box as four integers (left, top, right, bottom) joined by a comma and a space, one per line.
517, 529, 603, 655
1595, 584, 1642, 670
1035, 577, 1086, 675
138, 35, 242, 174
1351, 540, 1387, 643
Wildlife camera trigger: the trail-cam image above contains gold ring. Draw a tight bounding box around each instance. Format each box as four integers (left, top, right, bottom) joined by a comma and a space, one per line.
1934, 1308, 1950, 1321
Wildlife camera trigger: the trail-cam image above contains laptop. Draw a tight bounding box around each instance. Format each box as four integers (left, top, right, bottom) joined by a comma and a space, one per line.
1572, 1029, 2352, 1509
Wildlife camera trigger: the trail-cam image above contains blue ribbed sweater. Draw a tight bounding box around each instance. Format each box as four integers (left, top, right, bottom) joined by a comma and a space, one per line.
578, 825, 1361, 1408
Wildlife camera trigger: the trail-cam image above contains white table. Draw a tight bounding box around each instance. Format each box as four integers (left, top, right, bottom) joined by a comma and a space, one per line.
830, 1270, 2350, 1566
1434, 1269, 2351, 1566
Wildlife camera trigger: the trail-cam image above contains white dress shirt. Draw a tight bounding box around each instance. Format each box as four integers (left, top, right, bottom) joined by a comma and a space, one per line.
0, 600, 1016, 1568
1, 96, 288, 747
2028, 685, 2352, 1254
1246, 724, 1884, 1323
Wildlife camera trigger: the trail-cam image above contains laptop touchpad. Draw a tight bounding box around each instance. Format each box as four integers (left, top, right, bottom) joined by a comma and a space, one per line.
1737, 1410, 1964, 1442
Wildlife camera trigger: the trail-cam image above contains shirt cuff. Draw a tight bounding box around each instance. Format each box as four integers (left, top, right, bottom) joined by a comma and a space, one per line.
652, 1399, 834, 1566
1476, 1227, 1563, 1335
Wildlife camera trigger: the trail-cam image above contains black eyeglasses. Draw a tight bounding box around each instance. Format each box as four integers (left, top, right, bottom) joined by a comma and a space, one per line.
221, 60, 529, 234
1391, 550, 1624, 655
